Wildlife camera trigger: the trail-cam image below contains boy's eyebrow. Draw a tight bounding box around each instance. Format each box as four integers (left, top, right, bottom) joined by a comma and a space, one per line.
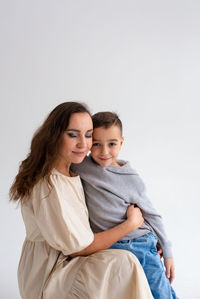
66, 129, 93, 132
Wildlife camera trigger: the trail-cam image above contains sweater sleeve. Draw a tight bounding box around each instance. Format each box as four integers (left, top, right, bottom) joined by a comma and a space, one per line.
133, 175, 173, 258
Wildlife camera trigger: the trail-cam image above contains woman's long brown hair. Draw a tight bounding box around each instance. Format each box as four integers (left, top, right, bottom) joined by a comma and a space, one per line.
9, 102, 91, 204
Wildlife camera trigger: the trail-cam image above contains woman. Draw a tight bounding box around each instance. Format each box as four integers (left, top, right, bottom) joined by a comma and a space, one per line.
10, 102, 153, 299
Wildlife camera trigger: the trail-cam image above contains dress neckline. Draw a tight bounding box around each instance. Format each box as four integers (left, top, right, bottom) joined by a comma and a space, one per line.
52, 168, 80, 180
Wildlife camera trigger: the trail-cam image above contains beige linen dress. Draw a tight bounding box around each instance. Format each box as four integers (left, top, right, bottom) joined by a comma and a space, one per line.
18, 169, 153, 299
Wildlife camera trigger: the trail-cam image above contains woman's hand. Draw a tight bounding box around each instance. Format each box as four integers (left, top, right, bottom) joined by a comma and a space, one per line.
70, 205, 144, 257
126, 204, 144, 231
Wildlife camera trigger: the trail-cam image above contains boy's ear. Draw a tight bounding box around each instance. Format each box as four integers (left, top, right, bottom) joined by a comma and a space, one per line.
120, 137, 124, 147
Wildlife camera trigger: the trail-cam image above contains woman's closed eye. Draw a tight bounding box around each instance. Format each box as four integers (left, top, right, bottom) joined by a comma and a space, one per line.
67, 132, 92, 138
85, 134, 92, 138
67, 133, 78, 138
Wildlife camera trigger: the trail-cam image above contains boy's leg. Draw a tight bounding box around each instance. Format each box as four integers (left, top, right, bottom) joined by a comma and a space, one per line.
109, 233, 178, 299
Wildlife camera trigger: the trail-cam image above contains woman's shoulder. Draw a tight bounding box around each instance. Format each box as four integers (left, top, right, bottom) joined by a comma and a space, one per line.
29, 169, 84, 213
32, 169, 81, 196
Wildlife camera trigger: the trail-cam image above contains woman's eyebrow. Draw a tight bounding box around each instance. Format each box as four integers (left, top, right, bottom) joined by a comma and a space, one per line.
66, 129, 93, 132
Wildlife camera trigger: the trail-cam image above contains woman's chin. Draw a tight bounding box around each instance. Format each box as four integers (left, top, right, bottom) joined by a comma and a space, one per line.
72, 156, 85, 164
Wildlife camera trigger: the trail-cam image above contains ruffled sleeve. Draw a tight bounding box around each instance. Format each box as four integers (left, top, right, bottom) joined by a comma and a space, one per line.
32, 171, 94, 255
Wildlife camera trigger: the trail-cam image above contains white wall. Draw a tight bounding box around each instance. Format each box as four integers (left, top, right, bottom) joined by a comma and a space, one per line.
1, 1, 200, 298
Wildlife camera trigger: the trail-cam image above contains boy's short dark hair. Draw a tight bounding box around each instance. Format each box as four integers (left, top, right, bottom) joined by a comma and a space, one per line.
92, 112, 123, 135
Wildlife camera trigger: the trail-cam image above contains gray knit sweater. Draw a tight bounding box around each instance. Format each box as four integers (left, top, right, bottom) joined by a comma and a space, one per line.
71, 155, 172, 258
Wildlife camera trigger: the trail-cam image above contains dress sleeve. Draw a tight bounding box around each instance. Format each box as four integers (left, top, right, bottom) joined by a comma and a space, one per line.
33, 174, 94, 255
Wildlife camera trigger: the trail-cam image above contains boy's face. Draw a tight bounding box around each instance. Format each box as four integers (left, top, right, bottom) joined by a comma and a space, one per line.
91, 125, 124, 167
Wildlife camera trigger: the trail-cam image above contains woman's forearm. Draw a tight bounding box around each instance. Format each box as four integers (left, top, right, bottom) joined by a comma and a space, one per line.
71, 221, 131, 257
70, 216, 141, 257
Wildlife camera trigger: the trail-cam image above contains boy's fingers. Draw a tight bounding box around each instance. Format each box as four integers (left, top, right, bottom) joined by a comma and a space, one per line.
169, 268, 175, 284
166, 264, 171, 279
166, 266, 175, 284
166, 268, 170, 279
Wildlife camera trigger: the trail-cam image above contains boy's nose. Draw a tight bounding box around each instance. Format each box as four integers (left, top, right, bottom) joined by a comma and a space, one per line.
101, 146, 108, 155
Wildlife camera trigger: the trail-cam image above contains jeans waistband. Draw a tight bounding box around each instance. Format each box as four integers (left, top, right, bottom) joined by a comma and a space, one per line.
117, 232, 157, 244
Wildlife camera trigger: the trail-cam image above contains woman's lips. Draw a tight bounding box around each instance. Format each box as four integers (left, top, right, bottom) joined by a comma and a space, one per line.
72, 151, 85, 157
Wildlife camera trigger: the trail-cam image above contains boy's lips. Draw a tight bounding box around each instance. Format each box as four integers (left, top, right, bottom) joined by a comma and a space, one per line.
99, 157, 111, 161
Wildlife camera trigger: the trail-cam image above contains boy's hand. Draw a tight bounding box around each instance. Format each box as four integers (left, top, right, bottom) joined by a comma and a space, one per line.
164, 257, 175, 284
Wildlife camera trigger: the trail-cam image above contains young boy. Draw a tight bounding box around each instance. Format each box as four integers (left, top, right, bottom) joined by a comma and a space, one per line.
71, 112, 178, 299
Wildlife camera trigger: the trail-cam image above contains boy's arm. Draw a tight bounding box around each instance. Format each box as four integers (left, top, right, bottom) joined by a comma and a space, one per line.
133, 175, 176, 281
133, 175, 173, 259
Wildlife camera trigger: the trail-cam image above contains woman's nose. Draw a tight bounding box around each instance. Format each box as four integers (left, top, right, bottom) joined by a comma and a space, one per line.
77, 136, 87, 148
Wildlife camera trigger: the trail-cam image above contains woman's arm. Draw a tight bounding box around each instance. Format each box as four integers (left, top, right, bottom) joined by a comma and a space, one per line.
71, 205, 143, 257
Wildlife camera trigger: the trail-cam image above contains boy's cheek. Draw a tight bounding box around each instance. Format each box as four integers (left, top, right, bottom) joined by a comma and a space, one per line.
90, 149, 94, 155
90, 150, 97, 159
112, 149, 119, 156
91, 148, 98, 155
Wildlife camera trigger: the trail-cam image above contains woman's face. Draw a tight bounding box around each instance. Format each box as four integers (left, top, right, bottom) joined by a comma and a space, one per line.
58, 112, 93, 167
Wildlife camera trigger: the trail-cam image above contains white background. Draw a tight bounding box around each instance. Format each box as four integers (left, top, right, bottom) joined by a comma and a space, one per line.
0, 1, 200, 298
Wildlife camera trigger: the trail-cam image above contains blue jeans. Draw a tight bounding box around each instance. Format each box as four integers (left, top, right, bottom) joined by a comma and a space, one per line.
109, 232, 178, 299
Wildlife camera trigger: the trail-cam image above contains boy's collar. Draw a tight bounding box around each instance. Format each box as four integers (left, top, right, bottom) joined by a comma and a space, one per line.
88, 154, 138, 175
